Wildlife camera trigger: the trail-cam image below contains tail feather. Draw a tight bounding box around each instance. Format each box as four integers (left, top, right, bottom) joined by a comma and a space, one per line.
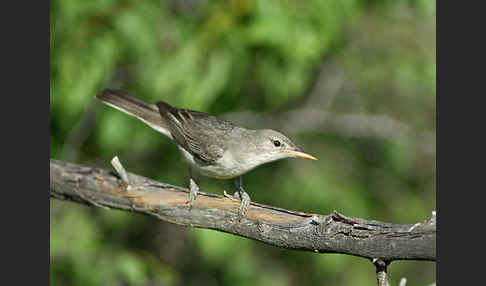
95, 89, 172, 138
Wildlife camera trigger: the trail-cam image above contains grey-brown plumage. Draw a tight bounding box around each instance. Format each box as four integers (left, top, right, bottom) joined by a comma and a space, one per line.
156, 101, 234, 164
96, 89, 171, 138
96, 89, 317, 218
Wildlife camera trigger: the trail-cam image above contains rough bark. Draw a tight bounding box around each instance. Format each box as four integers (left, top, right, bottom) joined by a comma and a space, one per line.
50, 159, 436, 262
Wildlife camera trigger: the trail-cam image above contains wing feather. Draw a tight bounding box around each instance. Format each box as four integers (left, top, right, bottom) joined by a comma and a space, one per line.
156, 102, 232, 163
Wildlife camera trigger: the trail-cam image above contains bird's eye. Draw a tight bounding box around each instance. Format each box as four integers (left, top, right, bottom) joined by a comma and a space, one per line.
273, 139, 281, 147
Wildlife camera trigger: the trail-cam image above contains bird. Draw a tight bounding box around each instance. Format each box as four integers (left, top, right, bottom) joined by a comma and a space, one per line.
95, 89, 317, 218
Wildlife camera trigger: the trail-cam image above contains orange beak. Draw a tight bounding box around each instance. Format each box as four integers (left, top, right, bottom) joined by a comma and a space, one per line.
282, 149, 318, 160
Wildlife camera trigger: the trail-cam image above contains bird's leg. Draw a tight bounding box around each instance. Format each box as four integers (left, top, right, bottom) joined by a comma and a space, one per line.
234, 176, 250, 218
186, 167, 199, 209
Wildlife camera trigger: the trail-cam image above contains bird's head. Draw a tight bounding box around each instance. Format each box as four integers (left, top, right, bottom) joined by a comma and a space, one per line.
250, 129, 318, 163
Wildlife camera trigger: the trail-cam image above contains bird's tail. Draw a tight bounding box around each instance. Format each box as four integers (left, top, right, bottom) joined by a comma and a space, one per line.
95, 89, 172, 138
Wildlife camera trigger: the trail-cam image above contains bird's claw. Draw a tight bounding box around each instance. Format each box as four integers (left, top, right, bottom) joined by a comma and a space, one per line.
186, 178, 199, 210
235, 188, 250, 220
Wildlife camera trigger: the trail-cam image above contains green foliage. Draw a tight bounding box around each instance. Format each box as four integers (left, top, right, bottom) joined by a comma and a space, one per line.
51, 0, 436, 285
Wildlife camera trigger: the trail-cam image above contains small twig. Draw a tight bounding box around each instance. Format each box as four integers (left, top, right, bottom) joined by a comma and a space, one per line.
332, 210, 363, 225
111, 156, 130, 184
373, 259, 390, 286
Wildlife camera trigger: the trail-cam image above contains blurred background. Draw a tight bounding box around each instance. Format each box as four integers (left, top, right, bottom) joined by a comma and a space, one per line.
50, 0, 436, 285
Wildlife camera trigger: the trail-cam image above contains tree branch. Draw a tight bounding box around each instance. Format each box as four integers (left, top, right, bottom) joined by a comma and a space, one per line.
50, 159, 436, 262
223, 109, 435, 156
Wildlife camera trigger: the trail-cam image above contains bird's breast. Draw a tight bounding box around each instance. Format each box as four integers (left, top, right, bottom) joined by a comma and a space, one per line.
177, 146, 249, 179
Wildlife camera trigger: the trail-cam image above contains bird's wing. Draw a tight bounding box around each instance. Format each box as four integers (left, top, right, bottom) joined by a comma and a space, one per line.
156, 101, 233, 163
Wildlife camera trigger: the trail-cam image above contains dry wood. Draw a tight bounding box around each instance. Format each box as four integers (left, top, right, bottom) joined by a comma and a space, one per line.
50, 159, 436, 262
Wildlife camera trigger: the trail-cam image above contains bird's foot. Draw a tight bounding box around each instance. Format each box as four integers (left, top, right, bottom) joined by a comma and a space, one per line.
235, 188, 250, 220
185, 178, 199, 209
223, 189, 250, 218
